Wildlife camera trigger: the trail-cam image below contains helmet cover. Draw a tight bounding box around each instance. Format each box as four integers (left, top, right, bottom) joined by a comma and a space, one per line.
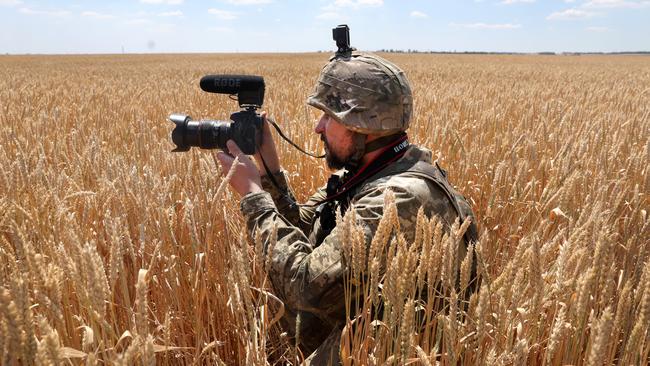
307, 52, 413, 136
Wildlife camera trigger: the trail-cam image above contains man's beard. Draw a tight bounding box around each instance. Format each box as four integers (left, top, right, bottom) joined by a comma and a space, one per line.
322, 136, 349, 170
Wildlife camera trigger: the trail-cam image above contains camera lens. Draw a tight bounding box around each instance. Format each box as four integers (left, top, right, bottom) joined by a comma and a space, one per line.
200, 120, 232, 150
169, 114, 233, 152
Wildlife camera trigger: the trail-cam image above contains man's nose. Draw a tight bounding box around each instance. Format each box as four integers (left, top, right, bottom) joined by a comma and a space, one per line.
314, 115, 326, 134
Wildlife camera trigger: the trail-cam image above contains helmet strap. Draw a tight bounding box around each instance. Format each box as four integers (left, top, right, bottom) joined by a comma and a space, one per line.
344, 132, 367, 171
344, 132, 407, 172
364, 133, 407, 154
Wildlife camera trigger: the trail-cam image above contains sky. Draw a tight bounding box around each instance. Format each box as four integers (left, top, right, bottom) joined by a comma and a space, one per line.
0, 0, 648, 54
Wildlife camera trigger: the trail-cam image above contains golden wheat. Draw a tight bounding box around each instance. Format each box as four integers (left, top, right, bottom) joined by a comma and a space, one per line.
0, 53, 648, 364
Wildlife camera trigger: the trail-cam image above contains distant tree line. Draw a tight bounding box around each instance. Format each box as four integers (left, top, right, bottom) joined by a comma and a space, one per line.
373, 49, 650, 55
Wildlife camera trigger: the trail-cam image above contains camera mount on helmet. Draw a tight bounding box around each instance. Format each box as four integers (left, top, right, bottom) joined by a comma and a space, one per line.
332, 24, 353, 57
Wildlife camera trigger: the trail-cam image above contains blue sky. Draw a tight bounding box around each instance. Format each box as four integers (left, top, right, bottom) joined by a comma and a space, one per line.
1, 0, 648, 54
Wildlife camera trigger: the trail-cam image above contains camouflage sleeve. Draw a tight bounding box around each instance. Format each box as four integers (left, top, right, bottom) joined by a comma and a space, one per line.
260, 170, 326, 233
240, 179, 441, 316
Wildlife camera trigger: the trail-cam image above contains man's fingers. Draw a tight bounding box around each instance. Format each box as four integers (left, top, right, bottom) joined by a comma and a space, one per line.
215, 151, 233, 173
261, 111, 273, 134
226, 140, 244, 157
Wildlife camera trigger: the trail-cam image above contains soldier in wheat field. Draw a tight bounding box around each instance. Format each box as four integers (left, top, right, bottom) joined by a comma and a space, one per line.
216, 51, 478, 365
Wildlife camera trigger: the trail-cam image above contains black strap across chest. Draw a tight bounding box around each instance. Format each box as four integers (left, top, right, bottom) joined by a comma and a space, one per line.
321, 134, 409, 208
314, 134, 409, 235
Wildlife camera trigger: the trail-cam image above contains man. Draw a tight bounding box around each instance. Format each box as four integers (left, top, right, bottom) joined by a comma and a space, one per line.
216, 52, 478, 365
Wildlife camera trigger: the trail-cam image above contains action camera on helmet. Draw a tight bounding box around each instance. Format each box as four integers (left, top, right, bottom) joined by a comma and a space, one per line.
333, 24, 352, 55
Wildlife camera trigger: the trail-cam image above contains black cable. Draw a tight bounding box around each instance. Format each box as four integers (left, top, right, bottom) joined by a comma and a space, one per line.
255, 116, 322, 207
266, 117, 325, 159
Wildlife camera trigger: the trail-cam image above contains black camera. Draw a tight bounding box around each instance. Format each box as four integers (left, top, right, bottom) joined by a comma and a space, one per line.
332, 24, 351, 54
169, 75, 265, 155
169, 25, 353, 156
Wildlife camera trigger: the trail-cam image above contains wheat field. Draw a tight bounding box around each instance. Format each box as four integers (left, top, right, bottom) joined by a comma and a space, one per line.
0, 53, 648, 365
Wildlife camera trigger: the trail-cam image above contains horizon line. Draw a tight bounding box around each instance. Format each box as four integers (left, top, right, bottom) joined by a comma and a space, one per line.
2, 50, 649, 57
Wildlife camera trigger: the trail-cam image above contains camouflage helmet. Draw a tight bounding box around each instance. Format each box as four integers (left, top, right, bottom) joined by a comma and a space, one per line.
307, 52, 413, 136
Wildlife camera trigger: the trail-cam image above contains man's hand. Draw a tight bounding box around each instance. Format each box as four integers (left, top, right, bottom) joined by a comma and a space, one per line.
215, 140, 263, 196
253, 112, 281, 176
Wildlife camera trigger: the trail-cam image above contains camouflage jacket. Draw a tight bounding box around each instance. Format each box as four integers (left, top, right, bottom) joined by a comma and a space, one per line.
239, 144, 476, 360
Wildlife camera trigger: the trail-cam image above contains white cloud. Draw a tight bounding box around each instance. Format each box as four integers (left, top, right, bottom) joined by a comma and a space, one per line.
151, 23, 177, 32
19, 7, 70, 16
316, 11, 345, 20
331, 0, 383, 9
546, 8, 596, 20
320, 0, 382, 14
451, 22, 522, 29
586, 26, 610, 31
0, 0, 22, 6
500, 0, 535, 4
223, 0, 272, 5
547, 0, 645, 22
208, 8, 237, 20
410, 10, 428, 18
208, 26, 234, 33
582, 0, 650, 8
81, 11, 114, 19
140, 0, 184, 4
158, 11, 183, 17
125, 18, 152, 25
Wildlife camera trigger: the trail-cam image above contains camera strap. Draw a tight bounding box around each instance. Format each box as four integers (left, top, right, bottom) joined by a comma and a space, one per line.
314, 133, 409, 236
313, 133, 409, 208
257, 131, 409, 239
257, 121, 409, 220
